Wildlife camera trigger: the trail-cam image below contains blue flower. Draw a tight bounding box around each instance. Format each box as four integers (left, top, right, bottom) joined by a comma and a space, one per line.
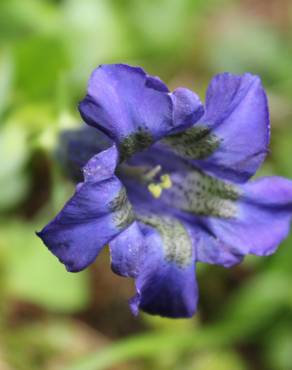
37, 64, 292, 318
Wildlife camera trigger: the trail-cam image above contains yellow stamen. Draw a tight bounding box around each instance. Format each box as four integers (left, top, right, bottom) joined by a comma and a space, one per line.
148, 174, 172, 198
148, 183, 162, 198
160, 174, 172, 189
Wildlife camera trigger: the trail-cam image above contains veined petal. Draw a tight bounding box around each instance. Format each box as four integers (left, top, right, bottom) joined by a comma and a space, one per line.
130, 215, 198, 318
157, 168, 245, 266
37, 145, 135, 272
161, 73, 269, 183
160, 168, 240, 219
200, 176, 292, 263
154, 170, 291, 266
190, 224, 244, 267
79, 64, 203, 160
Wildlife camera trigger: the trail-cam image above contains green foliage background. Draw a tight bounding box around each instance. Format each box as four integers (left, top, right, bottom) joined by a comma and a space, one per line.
0, 0, 292, 369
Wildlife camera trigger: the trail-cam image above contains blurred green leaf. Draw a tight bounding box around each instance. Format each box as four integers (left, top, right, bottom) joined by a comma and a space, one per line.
0, 173, 29, 211
0, 124, 29, 211
264, 323, 292, 370
14, 35, 69, 100
1, 220, 90, 312
141, 311, 198, 332
272, 126, 292, 178
207, 18, 292, 87
4, 318, 107, 370
269, 233, 292, 274
0, 50, 13, 117
6, 103, 58, 134
187, 349, 247, 370
0, 0, 60, 41
61, 0, 131, 86
219, 270, 292, 336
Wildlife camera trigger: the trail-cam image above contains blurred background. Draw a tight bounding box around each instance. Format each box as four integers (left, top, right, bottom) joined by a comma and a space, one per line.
0, 0, 292, 369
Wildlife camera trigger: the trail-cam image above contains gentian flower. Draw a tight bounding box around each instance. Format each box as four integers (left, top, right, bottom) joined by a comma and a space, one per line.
37, 64, 292, 318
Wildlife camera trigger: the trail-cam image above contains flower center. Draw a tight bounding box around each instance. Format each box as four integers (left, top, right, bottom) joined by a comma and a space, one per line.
162, 170, 240, 218
147, 174, 172, 198
119, 150, 240, 220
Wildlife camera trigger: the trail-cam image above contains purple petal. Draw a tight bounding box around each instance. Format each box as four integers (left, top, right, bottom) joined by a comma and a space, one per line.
130, 216, 198, 318
205, 176, 292, 258
198, 73, 270, 182
56, 125, 112, 182
79, 64, 203, 159
143, 168, 292, 267
153, 168, 245, 267
170, 87, 204, 131
161, 73, 269, 183
109, 222, 144, 278
37, 145, 135, 272
191, 224, 244, 267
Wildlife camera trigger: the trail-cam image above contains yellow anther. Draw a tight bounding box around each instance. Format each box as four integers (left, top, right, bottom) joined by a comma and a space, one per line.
148, 183, 162, 198
148, 174, 172, 198
160, 174, 172, 189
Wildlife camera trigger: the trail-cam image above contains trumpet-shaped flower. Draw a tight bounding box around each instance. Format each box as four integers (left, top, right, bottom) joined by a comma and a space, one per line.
37, 64, 292, 318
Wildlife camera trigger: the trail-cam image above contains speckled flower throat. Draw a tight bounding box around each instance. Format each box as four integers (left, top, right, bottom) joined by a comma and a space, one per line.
119, 147, 241, 220
38, 64, 292, 318
115, 147, 240, 269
